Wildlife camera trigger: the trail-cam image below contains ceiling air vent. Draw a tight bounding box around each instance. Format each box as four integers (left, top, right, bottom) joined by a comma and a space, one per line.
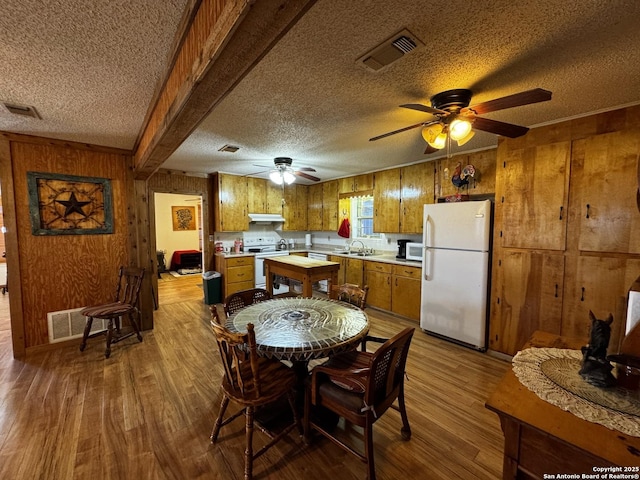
218, 144, 240, 153
356, 29, 424, 73
2, 102, 41, 119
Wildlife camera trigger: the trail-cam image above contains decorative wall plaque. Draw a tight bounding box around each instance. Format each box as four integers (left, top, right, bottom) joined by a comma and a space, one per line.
27, 172, 114, 235
171, 206, 196, 231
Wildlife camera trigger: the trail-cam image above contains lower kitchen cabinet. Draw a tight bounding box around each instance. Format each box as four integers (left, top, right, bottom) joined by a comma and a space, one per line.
365, 262, 392, 311
345, 258, 364, 286
329, 255, 347, 285
214, 255, 254, 299
391, 264, 421, 322
365, 261, 421, 321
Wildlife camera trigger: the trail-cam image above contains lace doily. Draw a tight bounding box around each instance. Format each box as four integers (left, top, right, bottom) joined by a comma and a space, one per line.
512, 347, 640, 437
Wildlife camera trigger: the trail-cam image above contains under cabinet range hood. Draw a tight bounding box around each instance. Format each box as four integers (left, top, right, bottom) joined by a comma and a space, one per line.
248, 213, 286, 224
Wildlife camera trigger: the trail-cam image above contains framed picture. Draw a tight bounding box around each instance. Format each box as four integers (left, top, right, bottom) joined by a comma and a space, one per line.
27, 172, 114, 235
172, 206, 196, 231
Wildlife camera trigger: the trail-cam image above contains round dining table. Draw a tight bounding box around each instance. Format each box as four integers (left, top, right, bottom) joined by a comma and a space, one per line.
225, 297, 369, 364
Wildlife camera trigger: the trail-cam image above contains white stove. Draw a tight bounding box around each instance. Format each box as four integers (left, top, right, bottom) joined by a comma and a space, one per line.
242, 235, 289, 290
242, 235, 278, 253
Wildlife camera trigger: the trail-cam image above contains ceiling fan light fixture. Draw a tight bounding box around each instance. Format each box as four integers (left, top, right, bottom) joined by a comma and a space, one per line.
269, 167, 296, 185
422, 123, 443, 145
269, 170, 284, 185
430, 132, 447, 150
449, 118, 473, 141
456, 130, 475, 146
282, 169, 296, 184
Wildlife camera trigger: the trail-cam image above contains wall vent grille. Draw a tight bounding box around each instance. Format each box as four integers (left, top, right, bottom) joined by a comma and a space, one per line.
47, 307, 107, 343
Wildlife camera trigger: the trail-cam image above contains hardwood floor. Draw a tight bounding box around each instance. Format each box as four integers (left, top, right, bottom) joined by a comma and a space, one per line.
0, 276, 510, 479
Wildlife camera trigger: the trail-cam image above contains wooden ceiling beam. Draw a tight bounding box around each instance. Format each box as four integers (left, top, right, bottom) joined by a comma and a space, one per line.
133, 0, 317, 180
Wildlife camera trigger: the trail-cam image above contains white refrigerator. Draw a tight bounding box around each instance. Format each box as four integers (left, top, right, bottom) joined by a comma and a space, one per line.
420, 200, 492, 350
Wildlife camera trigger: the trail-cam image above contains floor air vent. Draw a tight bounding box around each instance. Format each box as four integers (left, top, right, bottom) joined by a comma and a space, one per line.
47, 307, 107, 343
356, 29, 423, 72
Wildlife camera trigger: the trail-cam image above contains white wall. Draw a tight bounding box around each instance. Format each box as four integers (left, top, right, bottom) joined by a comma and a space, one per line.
154, 192, 202, 268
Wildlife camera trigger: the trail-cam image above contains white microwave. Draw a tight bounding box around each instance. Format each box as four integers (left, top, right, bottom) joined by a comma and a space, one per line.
405, 242, 423, 262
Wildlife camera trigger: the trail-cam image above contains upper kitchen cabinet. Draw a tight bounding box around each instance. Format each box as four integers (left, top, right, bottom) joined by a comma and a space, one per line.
568, 130, 640, 254
282, 184, 308, 231
399, 162, 435, 234
437, 150, 497, 199
322, 180, 339, 231
248, 178, 284, 214
497, 141, 571, 251
212, 173, 248, 232
373, 168, 400, 233
307, 183, 323, 231
338, 173, 373, 197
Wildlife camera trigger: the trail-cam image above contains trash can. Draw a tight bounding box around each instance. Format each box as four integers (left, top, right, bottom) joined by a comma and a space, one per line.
202, 271, 222, 305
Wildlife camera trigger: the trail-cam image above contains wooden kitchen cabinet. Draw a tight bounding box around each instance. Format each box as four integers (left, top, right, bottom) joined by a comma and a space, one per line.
391, 264, 421, 321
214, 255, 254, 299
364, 261, 392, 311
561, 255, 640, 354
338, 173, 373, 196
569, 131, 640, 254
282, 184, 308, 231
489, 249, 564, 355
329, 255, 346, 285
491, 111, 640, 355
373, 168, 401, 233
345, 257, 364, 286
212, 173, 248, 232
265, 182, 284, 214
322, 180, 339, 231
242, 177, 283, 215
499, 141, 571, 251
307, 183, 323, 231
400, 162, 435, 234
247, 177, 266, 213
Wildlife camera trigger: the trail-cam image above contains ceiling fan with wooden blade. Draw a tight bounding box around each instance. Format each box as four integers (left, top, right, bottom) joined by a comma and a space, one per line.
251, 157, 321, 183
370, 88, 552, 153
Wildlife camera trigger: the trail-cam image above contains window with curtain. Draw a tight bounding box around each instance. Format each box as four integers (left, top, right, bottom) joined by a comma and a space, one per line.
351, 196, 380, 239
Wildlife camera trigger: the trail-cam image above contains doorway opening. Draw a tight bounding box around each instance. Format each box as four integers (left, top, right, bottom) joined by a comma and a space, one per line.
153, 192, 205, 305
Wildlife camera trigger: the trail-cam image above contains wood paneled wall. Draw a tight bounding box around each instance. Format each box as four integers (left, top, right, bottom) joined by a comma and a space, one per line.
7, 138, 134, 348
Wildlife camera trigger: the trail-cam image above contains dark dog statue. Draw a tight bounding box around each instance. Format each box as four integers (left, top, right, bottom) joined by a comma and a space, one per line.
579, 311, 617, 388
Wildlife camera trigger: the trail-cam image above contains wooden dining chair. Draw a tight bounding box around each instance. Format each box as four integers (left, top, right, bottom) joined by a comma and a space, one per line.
223, 288, 272, 316
209, 305, 302, 480
304, 327, 415, 480
329, 283, 369, 309
79, 266, 145, 358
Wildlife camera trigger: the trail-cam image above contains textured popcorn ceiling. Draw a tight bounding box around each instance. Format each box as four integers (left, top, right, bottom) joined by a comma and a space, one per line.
2, 0, 640, 181
0, 0, 188, 149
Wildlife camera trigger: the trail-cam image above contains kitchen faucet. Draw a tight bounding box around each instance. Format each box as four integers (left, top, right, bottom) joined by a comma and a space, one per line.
349, 240, 366, 253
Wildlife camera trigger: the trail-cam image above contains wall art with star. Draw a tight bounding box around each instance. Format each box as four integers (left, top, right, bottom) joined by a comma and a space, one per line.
27, 172, 114, 235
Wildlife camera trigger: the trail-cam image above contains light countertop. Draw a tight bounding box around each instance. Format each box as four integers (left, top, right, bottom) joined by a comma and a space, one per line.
215, 248, 422, 267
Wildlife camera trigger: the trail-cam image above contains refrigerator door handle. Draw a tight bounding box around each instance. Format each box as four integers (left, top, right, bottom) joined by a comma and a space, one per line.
424, 214, 432, 248
424, 247, 431, 280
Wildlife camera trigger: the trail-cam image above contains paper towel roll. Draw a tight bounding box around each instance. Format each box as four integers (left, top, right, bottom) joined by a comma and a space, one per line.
305, 233, 312, 247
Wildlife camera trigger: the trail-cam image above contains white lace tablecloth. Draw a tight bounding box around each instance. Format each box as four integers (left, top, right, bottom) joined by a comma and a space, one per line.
513, 347, 640, 437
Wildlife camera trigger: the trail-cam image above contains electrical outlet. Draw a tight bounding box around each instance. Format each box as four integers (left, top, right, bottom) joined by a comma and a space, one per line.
209, 235, 214, 242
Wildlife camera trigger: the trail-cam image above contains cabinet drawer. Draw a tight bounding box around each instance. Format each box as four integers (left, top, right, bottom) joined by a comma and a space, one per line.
227, 265, 253, 283
226, 280, 255, 296
227, 256, 253, 267
392, 265, 421, 279
365, 261, 392, 274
